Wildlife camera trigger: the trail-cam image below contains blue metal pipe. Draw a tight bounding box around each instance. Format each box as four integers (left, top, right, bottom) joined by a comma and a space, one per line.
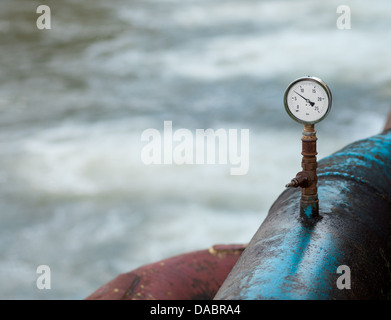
214, 130, 391, 300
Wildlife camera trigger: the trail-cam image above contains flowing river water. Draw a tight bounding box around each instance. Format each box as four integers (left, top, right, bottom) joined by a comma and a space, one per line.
1, 0, 391, 299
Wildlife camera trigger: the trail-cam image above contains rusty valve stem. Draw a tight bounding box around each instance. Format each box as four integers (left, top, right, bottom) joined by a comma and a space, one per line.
285, 171, 309, 188
286, 124, 320, 221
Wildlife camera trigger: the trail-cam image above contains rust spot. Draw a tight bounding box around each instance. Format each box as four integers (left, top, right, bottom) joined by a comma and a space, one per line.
209, 244, 247, 256
122, 274, 140, 298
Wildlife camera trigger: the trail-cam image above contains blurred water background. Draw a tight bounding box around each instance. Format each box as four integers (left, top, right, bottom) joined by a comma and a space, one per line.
1, 0, 391, 299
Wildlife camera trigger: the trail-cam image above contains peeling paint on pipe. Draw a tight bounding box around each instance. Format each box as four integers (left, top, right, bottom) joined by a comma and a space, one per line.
214, 130, 391, 300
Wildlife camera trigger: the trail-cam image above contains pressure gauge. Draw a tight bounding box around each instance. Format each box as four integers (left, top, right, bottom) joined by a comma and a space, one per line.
284, 76, 332, 124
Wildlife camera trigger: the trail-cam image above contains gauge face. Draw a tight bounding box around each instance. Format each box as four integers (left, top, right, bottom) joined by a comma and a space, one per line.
284, 76, 332, 124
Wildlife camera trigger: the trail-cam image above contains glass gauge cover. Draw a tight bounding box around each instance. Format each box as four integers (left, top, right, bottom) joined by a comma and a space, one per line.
284, 76, 332, 124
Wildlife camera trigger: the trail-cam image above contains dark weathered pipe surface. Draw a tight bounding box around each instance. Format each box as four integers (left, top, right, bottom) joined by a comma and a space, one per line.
214, 130, 391, 300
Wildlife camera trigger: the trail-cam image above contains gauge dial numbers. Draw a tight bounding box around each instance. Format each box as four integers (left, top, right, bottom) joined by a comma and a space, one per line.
284, 77, 332, 125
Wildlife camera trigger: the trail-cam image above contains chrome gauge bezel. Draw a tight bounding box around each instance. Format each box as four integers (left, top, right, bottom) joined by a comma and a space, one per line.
284, 76, 332, 125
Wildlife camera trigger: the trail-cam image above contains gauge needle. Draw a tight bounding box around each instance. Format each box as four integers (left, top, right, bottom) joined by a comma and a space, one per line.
294, 91, 315, 106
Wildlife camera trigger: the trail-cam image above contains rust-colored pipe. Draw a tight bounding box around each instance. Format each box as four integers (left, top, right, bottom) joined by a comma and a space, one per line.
286, 124, 319, 221
85, 244, 246, 300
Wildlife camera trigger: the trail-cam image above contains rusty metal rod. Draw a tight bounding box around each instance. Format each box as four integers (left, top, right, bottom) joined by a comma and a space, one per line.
300, 124, 319, 221
286, 124, 319, 221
